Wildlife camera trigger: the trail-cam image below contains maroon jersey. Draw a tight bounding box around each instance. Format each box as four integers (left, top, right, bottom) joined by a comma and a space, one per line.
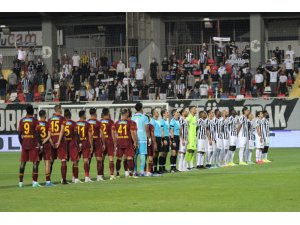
49, 114, 66, 143
37, 120, 49, 142
148, 123, 154, 146
99, 118, 115, 141
18, 116, 39, 150
115, 119, 135, 148
64, 120, 77, 142
77, 120, 92, 148
87, 118, 102, 140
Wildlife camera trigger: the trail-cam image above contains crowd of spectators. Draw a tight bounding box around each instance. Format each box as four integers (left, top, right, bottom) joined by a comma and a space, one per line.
0, 43, 298, 103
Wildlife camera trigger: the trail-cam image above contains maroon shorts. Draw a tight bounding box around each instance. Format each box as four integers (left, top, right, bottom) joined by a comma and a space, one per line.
93, 139, 103, 158
116, 146, 135, 158
20, 148, 39, 162
52, 141, 67, 160
104, 139, 114, 157
67, 140, 79, 162
40, 142, 52, 161
147, 144, 154, 157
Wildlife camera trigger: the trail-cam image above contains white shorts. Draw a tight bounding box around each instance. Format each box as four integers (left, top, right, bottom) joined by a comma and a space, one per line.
255, 134, 264, 149
216, 138, 223, 150
264, 137, 270, 147
197, 139, 207, 152
229, 135, 237, 146
222, 139, 229, 150
238, 136, 248, 148
207, 140, 216, 152
179, 139, 187, 153
248, 140, 255, 150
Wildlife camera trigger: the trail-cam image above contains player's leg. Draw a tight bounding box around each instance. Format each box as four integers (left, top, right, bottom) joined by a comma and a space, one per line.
185, 149, 195, 170
72, 160, 82, 183
83, 157, 92, 182
153, 137, 161, 174
109, 155, 115, 180
162, 138, 169, 173
134, 151, 139, 175
31, 161, 41, 187
19, 161, 26, 187
116, 147, 124, 178
138, 142, 147, 176
262, 146, 271, 163
158, 151, 164, 174
238, 137, 247, 165
206, 141, 213, 168
147, 155, 153, 176
123, 158, 128, 177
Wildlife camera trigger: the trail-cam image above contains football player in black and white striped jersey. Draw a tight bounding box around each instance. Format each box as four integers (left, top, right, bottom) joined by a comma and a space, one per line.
262, 110, 271, 163
178, 108, 189, 171
255, 111, 265, 164
245, 113, 255, 164
196, 111, 210, 169
206, 110, 216, 168
214, 109, 223, 167
237, 106, 250, 165
227, 108, 238, 166
220, 110, 230, 166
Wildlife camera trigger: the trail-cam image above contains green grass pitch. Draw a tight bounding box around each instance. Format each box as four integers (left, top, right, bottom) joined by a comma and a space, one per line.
0, 148, 299, 212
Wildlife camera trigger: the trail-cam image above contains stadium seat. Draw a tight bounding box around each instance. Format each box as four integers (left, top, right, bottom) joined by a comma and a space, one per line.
245, 94, 252, 99
229, 95, 236, 99
34, 92, 41, 102
236, 95, 245, 99
278, 94, 286, 98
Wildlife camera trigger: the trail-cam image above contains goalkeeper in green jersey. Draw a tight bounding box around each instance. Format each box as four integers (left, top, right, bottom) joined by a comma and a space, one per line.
185, 106, 197, 170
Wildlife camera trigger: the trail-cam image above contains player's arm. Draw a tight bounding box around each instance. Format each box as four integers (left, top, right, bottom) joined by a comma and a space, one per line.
100, 126, 106, 149
206, 127, 212, 145
130, 127, 137, 149
112, 124, 117, 147
256, 124, 263, 143
180, 126, 185, 146
145, 124, 151, 143
151, 128, 157, 152
88, 125, 93, 151
18, 121, 23, 144
56, 122, 65, 148
42, 131, 51, 145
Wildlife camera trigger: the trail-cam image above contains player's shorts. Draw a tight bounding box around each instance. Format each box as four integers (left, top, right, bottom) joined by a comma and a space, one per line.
171, 135, 180, 151
40, 142, 52, 161
264, 137, 270, 147
20, 148, 39, 162
104, 139, 115, 157
238, 136, 248, 148
255, 134, 264, 149
67, 140, 79, 162
52, 141, 67, 160
138, 141, 147, 155
93, 139, 104, 158
216, 138, 223, 150
207, 140, 216, 152
162, 136, 170, 152
179, 139, 187, 153
248, 139, 255, 150
187, 135, 197, 150
222, 138, 229, 150
117, 146, 135, 158
229, 135, 237, 146
197, 139, 207, 153
155, 137, 162, 152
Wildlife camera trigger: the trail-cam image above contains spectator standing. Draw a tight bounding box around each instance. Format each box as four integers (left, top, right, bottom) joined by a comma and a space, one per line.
161, 57, 170, 80
218, 63, 226, 78
0, 75, 7, 100
135, 64, 145, 88
169, 50, 177, 64
175, 79, 185, 99
186, 71, 195, 91
198, 48, 207, 73
132, 82, 140, 101
79, 83, 87, 101
8, 71, 18, 93
166, 82, 175, 99
216, 48, 224, 65
36, 58, 44, 75
265, 66, 282, 97
221, 71, 231, 96
0, 53, 3, 70
140, 80, 149, 100
244, 69, 253, 95
285, 45, 295, 60
148, 80, 157, 100
199, 80, 209, 98
159, 79, 168, 100
270, 52, 278, 66
73, 66, 81, 92
13, 62, 21, 79
117, 60, 125, 81
279, 71, 288, 96
89, 68, 96, 88
60, 80, 68, 102
80, 51, 89, 81
107, 81, 116, 100
61, 51, 71, 66
273, 47, 282, 64
129, 54, 137, 77
90, 52, 98, 70
283, 54, 294, 83
210, 70, 221, 94
62, 60, 72, 78
27, 46, 35, 64
254, 70, 264, 96
184, 49, 193, 64
21, 75, 31, 102
15, 42, 26, 71
233, 70, 242, 96
150, 58, 159, 82
116, 81, 123, 101
72, 51, 80, 68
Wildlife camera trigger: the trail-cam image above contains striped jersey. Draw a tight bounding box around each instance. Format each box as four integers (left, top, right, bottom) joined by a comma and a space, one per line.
216, 117, 224, 139
255, 118, 265, 142
179, 117, 188, 141
197, 118, 207, 140
238, 115, 249, 137
262, 118, 270, 139
207, 119, 216, 141
248, 120, 255, 140
222, 117, 230, 139
213, 117, 219, 139
228, 115, 238, 136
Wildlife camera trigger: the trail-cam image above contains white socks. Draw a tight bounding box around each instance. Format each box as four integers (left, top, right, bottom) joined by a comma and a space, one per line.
196, 152, 205, 166
256, 149, 262, 161
239, 147, 245, 162
248, 150, 253, 162
178, 153, 185, 171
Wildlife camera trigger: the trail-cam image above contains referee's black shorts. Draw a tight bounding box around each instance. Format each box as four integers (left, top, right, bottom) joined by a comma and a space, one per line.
171, 135, 180, 151
162, 136, 170, 152
155, 137, 162, 152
